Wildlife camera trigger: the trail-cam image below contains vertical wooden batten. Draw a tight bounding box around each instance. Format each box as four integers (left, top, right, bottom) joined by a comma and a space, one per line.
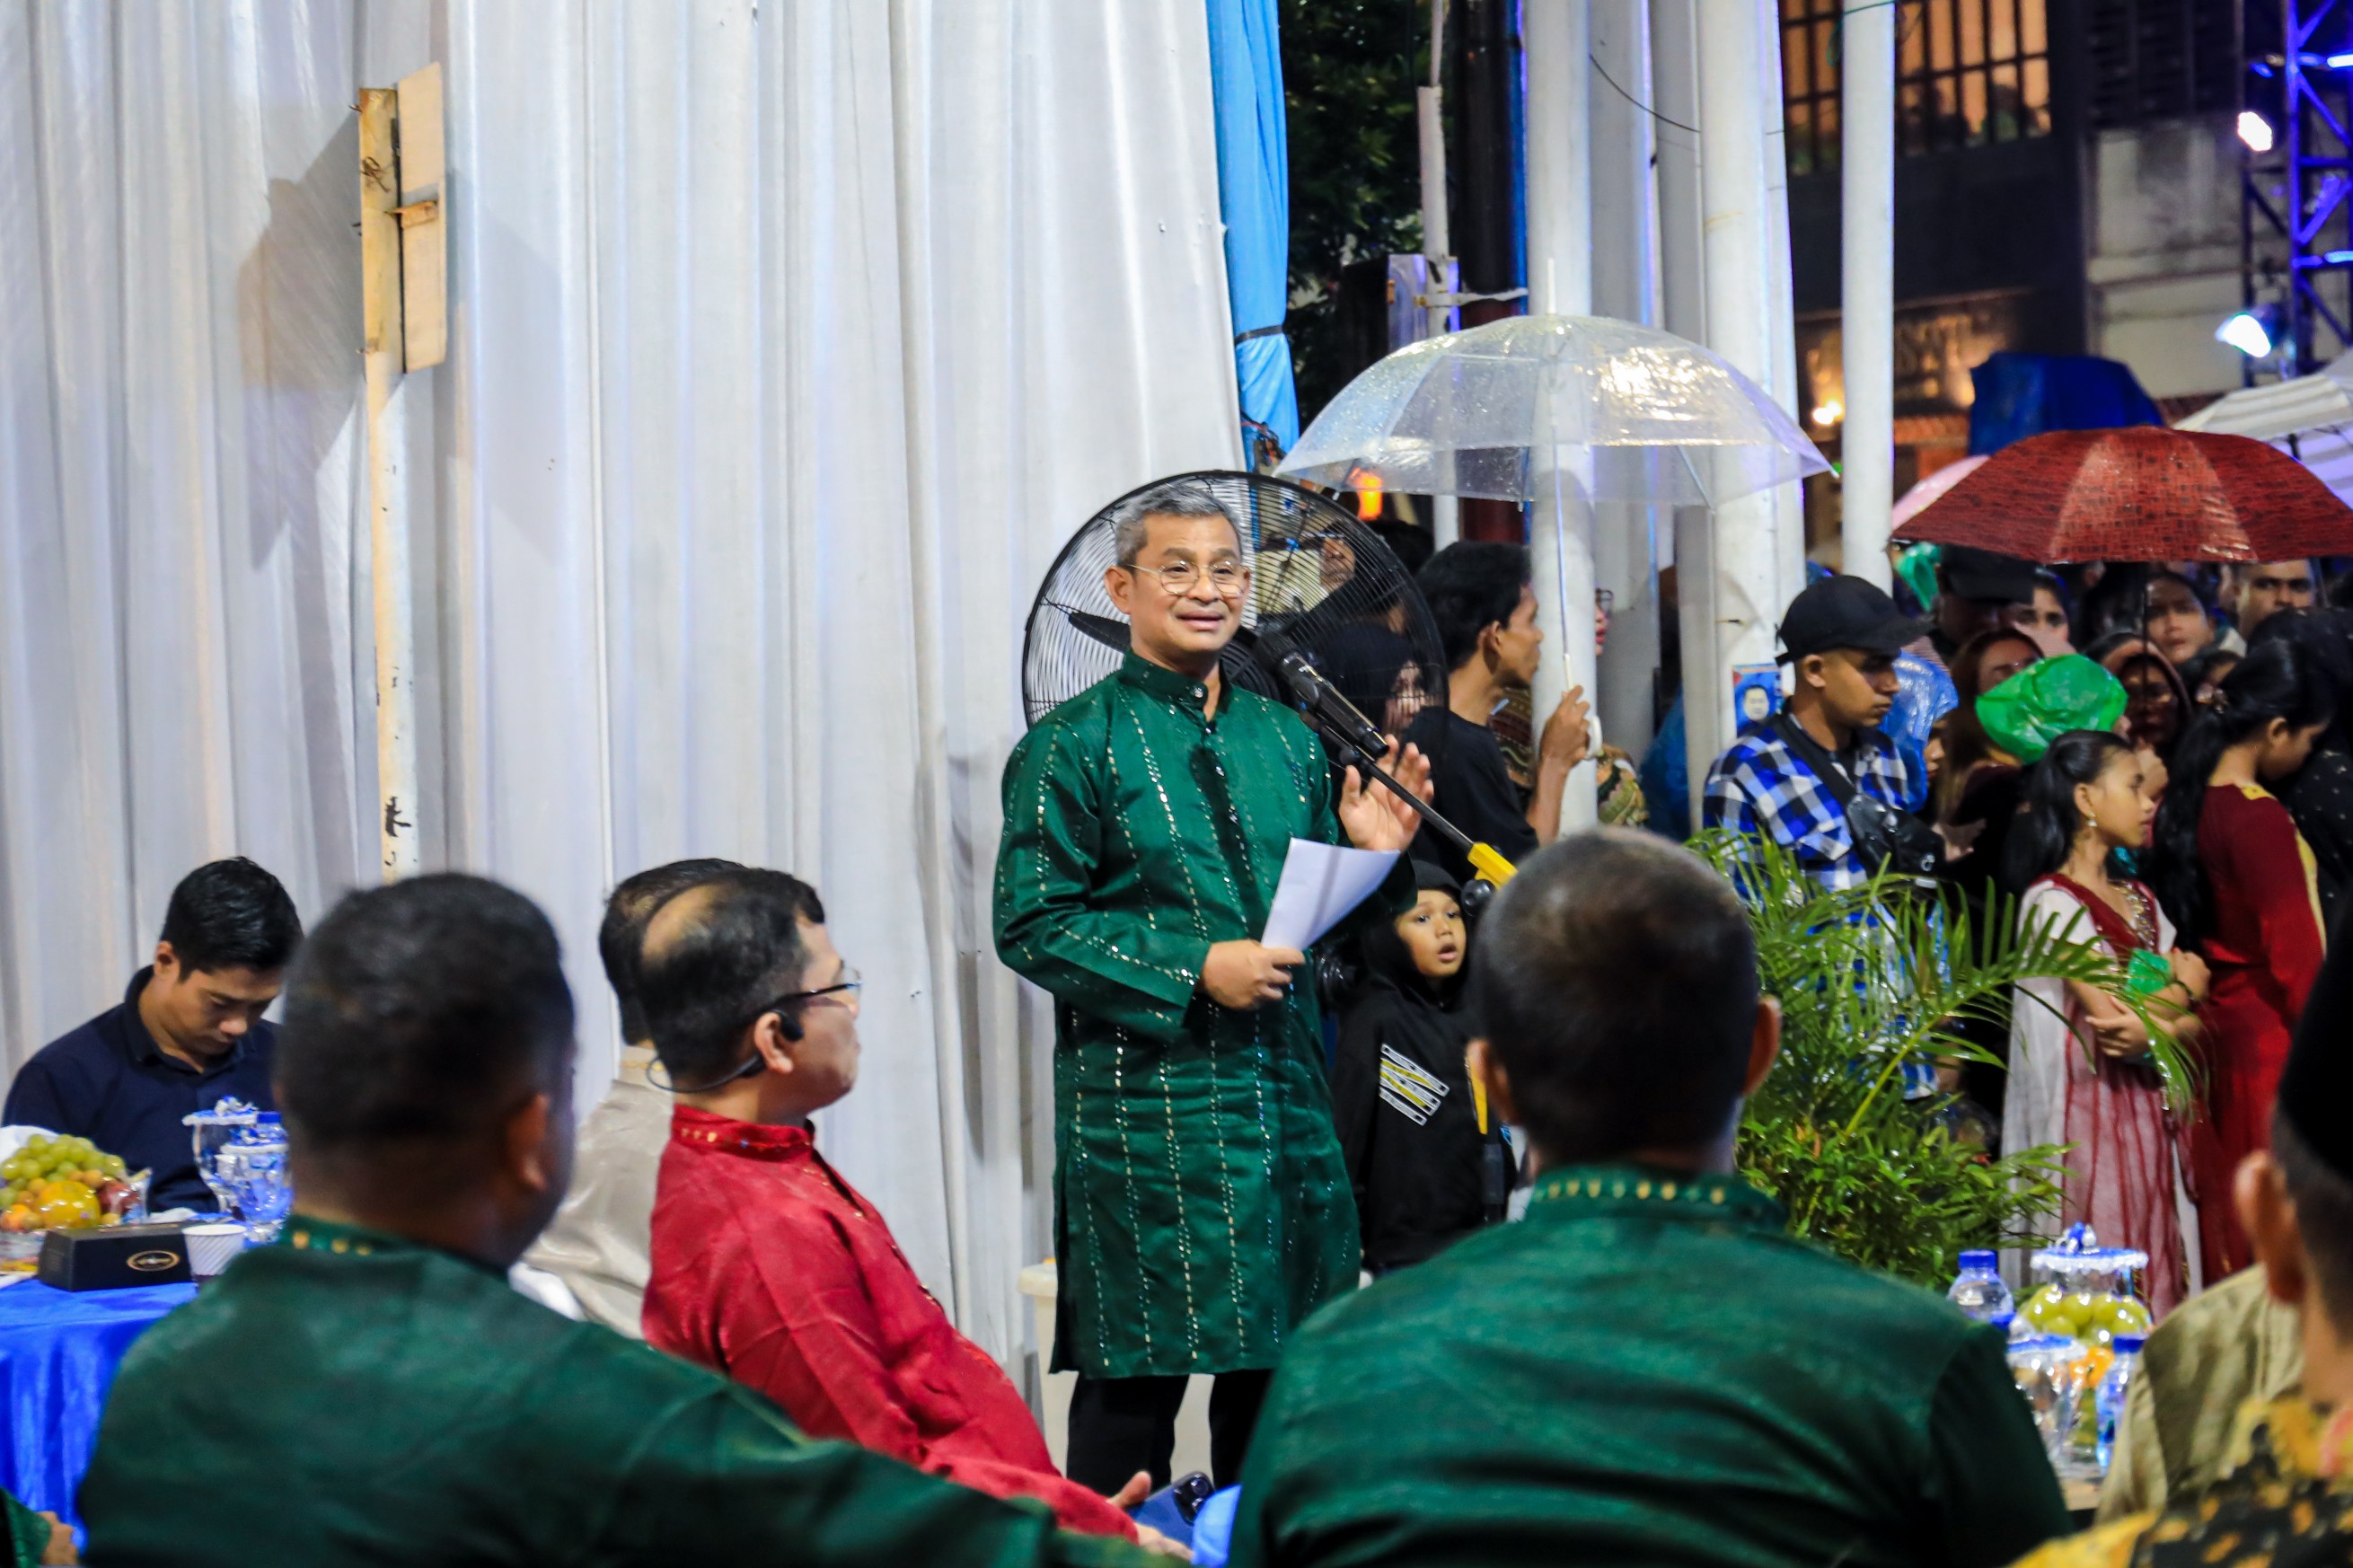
359, 65, 445, 879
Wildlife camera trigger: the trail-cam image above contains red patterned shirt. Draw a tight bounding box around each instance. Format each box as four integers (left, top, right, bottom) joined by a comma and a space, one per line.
643, 1105, 1134, 1539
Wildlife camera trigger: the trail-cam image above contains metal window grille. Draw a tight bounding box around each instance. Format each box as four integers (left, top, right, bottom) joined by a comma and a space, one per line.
2085, 0, 2241, 128
1782, 0, 2053, 172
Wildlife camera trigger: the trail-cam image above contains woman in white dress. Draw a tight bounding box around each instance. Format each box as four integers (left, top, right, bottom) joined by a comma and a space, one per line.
2005, 730, 2211, 1315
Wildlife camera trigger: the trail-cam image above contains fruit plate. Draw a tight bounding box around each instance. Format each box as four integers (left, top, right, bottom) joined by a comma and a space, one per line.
0, 1128, 142, 1235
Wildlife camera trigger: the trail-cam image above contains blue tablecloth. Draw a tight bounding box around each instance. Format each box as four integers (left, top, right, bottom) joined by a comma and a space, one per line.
0, 1280, 192, 1530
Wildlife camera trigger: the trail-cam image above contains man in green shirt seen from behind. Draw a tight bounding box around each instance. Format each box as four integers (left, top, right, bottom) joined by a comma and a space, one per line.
1228, 828, 2071, 1568
79, 873, 1147, 1568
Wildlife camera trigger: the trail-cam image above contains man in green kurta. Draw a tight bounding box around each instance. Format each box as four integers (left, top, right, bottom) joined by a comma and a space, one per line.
79, 874, 1146, 1568
994, 479, 1426, 1493
1228, 830, 2072, 1568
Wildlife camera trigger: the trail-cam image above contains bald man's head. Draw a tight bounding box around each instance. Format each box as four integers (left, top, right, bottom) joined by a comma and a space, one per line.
599, 859, 743, 1044
636, 869, 826, 1088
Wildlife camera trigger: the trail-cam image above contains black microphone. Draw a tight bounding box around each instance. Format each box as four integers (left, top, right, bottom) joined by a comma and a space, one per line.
1265, 643, 1482, 859
1273, 650, 1388, 760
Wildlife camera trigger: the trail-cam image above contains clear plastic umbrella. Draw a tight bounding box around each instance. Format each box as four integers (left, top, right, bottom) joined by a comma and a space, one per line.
1278, 313, 1830, 506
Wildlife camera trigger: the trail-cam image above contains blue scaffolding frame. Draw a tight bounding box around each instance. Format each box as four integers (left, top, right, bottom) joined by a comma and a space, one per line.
2244, 0, 2353, 374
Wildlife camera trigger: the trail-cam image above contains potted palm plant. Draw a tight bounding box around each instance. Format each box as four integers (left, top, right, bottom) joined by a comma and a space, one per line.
1688, 831, 2194, 1289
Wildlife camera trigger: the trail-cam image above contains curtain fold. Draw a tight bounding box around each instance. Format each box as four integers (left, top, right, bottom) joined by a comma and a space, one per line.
0, 0, 1239, 1367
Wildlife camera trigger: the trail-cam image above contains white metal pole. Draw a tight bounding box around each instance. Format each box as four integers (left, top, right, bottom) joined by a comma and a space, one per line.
1839, 0, 1896, 589
1421, 2, 1460, 551
1688, 0, 1784, 811
1525, 0, 1599, 832
1525, 0, 1593, 318
1647, 0, 1706, 346
1591, 0, 1661, 758
1760, 8, 1809, 608
360, 88, 420, 879
1416, 92, 1451, 269
1649, 0, 1714, 827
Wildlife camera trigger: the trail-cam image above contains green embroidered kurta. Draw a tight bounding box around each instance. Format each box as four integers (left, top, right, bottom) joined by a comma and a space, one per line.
79, 1217, 1148, 1567
1228, 1165, 2073, 1568
994, 654, 1412, 1379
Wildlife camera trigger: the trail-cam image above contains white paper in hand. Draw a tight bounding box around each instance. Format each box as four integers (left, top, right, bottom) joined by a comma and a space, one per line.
1261, 838, 1399, 953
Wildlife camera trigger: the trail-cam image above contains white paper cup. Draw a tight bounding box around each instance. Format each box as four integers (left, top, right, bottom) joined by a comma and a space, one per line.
184, 1222, 247, 1281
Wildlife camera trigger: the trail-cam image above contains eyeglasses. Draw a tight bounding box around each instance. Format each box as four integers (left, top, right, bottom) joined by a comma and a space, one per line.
644, 966, 863, 1095
761, 966, 863, 1019
1126, 560, 1251, 597
1595, 589, 1616, 614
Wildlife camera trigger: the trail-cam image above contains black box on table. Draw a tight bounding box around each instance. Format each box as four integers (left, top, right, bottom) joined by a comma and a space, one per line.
36, 1223, 192, 1291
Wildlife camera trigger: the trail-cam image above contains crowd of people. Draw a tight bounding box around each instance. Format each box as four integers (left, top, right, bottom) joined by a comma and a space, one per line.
4, 481, 2352, 1565
1693, 551, 2345, 1308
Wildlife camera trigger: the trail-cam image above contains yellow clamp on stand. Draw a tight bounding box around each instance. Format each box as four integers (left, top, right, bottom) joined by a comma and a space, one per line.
1461, 841, 1515, 1133
1465, 842, 1517, 887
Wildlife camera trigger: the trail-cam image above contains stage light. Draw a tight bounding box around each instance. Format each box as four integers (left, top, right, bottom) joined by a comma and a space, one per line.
1810, 398, 1844, 428
1353, 472, 1383, 521
2239, 110, 2275, 153
2216, 304, 2282, 358
2330, 51, 2353, 67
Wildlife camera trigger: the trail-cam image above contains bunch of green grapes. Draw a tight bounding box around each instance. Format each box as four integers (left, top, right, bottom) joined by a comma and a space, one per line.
0, 1132, 126, 1211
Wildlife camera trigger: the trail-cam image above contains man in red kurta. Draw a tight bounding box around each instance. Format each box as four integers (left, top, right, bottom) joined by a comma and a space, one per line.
635, 868, 1151, 1546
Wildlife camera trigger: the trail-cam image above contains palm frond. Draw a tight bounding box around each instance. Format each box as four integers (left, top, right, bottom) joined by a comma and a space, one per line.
1687, 829, 2163, 1285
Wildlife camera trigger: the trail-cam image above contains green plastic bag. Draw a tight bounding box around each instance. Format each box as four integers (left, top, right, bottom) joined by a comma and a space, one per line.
1893, 543, 1941, 616
2123, 947, 2173, 998
1976, 655, 2128, 764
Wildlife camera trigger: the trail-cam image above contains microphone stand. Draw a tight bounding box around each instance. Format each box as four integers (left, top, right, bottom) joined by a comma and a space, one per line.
1266, 647, 1519, 888
1059, 603, 1520, 885
1269, 643, 1515, 1138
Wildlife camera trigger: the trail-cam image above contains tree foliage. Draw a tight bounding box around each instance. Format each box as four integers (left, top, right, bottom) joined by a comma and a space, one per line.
1689, 831, 2194, 1288
1280, 0, 1425, 422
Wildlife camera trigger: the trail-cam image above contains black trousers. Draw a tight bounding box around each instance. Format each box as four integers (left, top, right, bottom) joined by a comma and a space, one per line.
1063, 1369, 1272, 1493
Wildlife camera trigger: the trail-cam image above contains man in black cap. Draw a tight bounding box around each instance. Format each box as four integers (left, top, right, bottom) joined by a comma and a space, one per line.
1925, 546, 2038, 666
2011, 929, 2353, 1567
1701, 575, 1923, 891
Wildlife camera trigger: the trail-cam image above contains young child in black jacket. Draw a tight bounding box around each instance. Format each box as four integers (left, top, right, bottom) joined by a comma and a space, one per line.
1330, 860, 1510, 1274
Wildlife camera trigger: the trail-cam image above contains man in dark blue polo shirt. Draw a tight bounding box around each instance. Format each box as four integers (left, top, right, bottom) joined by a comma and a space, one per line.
5, 858, 300, 1211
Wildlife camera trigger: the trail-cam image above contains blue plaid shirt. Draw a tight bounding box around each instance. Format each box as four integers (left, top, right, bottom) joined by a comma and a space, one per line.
1704, 718, 1934, 1097
1701, 718, 1918, 894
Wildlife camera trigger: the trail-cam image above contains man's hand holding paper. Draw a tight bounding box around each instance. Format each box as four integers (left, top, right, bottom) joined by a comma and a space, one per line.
1201, 940, 1308, 1009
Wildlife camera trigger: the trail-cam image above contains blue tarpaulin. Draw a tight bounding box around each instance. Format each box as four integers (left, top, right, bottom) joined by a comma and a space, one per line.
1204, 0, 1300, 452
1966, 351, 2164, 455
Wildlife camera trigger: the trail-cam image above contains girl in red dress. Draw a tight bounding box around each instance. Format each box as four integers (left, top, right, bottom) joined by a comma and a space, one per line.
2151, 638, 2334, 1281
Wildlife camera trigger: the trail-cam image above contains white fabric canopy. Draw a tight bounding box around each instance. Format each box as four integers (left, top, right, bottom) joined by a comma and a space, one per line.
0, 0, 1240, 1365
2175, 355, 2353, 510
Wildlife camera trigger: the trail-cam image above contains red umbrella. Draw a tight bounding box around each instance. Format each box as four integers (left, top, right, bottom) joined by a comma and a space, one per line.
1889, 427, 2353, 562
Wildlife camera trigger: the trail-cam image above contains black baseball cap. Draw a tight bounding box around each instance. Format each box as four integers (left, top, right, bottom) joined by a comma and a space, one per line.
1776, 575, 1926, 663
1940, 546, 2039, 605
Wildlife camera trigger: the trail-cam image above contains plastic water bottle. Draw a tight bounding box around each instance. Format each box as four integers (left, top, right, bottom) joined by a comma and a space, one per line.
2095, 1335, 2146, 1473
1947, 1249, 2014, 1324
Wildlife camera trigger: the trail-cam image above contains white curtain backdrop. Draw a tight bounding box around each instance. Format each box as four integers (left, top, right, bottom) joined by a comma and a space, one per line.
0, 0, 1240, 1368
